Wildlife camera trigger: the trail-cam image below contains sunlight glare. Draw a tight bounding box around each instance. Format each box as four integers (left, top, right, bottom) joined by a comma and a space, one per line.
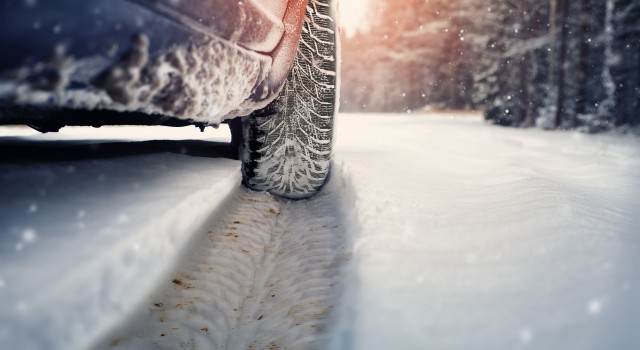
338, 0, 372, 36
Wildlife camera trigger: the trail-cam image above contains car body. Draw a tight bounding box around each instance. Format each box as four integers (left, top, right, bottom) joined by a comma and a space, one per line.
0, 0, 306, 130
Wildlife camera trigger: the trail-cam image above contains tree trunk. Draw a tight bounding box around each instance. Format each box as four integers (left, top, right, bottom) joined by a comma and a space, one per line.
599, 0, 616, 123
549, 0, 557, 83
517, 7, 531, 127
575, 0, 591, 117
554, 0, 570, 128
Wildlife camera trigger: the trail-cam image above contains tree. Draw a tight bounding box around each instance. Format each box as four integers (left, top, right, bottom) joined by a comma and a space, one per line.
478, 0, 549, 127
339, 0, 640, 133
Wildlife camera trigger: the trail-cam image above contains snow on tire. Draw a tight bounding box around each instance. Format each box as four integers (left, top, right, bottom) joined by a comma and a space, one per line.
241, 0, 338, 199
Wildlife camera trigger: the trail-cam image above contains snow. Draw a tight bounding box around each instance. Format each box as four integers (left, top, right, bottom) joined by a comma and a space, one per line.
0, 125, 240, 350
2, 113, 640, 349
330, 113, 640, 349
0, 35, 269, 126
93, 177, 354, 350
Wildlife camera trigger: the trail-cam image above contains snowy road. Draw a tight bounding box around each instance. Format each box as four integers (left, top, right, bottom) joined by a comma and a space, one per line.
331, 114, 640, 350
95, 184, 352, 350
2, 114, 640, 350
0, 125, 354, 350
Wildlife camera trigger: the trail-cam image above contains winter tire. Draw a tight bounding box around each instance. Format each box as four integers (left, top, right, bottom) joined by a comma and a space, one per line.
241, 0, 338, 199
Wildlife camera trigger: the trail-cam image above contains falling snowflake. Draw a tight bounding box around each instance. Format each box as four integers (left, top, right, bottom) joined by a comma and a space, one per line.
22, 228, 37, 243
519, 328, 534, 344
588, 299, 602, 315
28, 204, 38, 214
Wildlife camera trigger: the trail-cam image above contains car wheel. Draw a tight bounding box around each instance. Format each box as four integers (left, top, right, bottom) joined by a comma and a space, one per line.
239, 0, 338, 199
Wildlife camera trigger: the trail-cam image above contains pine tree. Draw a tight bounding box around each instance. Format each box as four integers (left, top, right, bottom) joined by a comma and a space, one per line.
339, 0, 640, 132
479, 0, 549, 127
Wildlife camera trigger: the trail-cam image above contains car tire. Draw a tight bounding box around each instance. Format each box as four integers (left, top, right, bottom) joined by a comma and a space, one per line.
239, 0, 338, 199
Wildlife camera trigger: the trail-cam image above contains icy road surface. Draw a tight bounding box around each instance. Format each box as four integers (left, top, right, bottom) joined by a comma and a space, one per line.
1, 113, 640, 350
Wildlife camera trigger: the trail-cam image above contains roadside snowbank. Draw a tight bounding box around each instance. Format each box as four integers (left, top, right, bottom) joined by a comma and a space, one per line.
0, 126, 239, 350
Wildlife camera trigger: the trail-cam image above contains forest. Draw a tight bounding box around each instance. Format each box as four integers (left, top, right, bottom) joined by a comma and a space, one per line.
340, 0, 640, 132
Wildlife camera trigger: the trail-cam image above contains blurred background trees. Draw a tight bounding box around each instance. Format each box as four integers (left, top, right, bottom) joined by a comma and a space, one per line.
340, 0, 640, 132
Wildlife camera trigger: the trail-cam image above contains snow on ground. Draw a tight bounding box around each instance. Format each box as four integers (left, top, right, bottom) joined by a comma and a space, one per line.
93, 176, 353, 350
0, 124, 355, 350
0, 125, 240, 350
330, 113, 640, 350
1, 113, 640, 350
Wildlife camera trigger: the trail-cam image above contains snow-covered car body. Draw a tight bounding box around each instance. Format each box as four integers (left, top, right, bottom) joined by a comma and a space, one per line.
0, 0, 307, 130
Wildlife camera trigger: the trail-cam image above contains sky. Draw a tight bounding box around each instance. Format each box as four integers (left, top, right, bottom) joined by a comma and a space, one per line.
338, 0, 372, 36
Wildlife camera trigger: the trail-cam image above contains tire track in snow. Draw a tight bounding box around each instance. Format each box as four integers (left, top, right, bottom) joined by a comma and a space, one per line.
97, 171, 352, 350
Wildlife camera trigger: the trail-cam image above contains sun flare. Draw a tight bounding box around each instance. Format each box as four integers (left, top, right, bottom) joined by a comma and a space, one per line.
338, 0, 372, 36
